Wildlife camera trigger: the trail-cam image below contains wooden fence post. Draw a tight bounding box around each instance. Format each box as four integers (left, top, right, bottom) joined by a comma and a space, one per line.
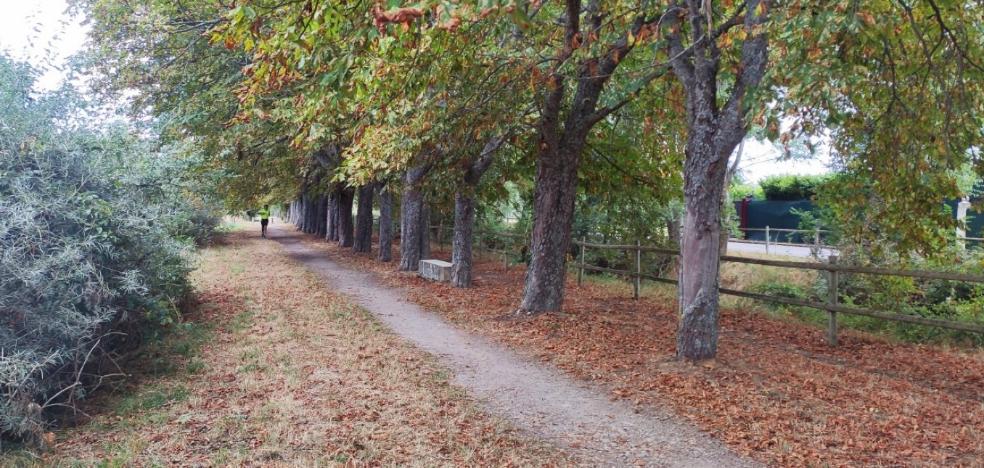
633, 240, 641, 300
577, 237, 585, 286
765, 225, 771, 254
827, 255, 839, 346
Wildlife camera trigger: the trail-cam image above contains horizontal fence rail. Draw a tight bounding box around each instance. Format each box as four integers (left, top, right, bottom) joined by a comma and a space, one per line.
572, 239, 984, 343
425, 225, 984, 342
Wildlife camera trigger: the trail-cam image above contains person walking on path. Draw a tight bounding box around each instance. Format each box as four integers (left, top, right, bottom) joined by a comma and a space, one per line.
258, 205, 271, 238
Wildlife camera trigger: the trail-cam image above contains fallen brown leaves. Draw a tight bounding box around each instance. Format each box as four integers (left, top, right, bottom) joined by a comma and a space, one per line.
35, 230, 567, 466
300, 230, 984, 467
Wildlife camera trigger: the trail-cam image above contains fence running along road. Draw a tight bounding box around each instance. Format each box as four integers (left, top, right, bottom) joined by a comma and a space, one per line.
572, 240, 984, 345
428, 225, 984, 344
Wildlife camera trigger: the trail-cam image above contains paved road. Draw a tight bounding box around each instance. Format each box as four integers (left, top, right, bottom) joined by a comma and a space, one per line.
727, 240, 837, 259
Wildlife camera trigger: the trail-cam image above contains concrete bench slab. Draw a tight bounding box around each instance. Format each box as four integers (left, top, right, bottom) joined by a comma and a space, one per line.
419, 259, 452, 282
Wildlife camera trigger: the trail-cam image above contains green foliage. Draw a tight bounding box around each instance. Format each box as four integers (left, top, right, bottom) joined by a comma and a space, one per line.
759, 174, 829, 201
748, 251, 984, 347
729, 182, 764, 200
833, 248, 984, 346
0, 56, 219, 446
772, 1, 984, 255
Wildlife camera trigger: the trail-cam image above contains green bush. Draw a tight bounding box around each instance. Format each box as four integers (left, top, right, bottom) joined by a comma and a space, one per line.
760, 174, 830, 200
729, 182, 764, 200
0, 56, 219, 446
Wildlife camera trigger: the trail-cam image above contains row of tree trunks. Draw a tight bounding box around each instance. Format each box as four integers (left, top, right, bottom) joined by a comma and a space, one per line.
293, 193, 328, 237
288, 200, 299, 225
377, 185, 394, 262
353, 183, 375, 253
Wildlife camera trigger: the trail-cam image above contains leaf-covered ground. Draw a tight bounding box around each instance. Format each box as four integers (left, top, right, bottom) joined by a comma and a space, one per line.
11, 230, 565, 466
298, 230, 984, 467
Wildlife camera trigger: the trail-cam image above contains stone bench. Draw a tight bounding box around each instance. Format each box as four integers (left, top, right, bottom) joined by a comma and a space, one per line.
419, 259, 452, 282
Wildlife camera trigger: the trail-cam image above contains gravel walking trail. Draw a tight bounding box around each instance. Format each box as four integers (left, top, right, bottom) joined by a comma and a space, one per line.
272, 226, 754, 467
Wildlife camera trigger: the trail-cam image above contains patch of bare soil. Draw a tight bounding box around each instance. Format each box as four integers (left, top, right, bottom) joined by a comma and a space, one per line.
32, 229, 566, 466
291, 225, 984, 467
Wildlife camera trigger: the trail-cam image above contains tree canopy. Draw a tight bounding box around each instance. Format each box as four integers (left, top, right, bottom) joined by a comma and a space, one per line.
76, 0, 984, 361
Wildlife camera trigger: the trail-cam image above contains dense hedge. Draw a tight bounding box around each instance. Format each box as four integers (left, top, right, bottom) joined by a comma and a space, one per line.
759, 174, 830, 200
0, 56, 219, 447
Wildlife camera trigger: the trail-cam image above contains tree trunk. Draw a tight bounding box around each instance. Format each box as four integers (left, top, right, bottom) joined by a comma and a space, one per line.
317, 195, 328, 238
296, 198, 303, 228
308, 195, 318, 234
296, 196, 304, 230
419, 203, 430, 260
324, 192, 333, 241
301, 194, 311, 233
676, 140, 728, 361
327, 189, 340, 242
513, 0, 632, 314
353, 183, 374, 253
668, 0, 770, 362
378, 185, 394, 262
517, 143, 582, 313
337, 187, 355, 248
399, 165, 430, 271
451, 191, 476, 287
451, 136, 501, 287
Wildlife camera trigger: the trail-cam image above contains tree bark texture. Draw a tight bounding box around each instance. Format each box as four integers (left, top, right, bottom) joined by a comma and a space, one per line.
353, 183, 375, 253
327, 189, 340, 242
451, 192, 477, 287
517, 144, 582, 313
337, 187, 355, 248
419, 203, 431, 260
301, 194, 312, 233
667, 0, 770, 361
516, 0, 648, 314
316, 195, 328, 238
399, 164, 430, 271
452, 136, 503, 287
377, 185, 394, 262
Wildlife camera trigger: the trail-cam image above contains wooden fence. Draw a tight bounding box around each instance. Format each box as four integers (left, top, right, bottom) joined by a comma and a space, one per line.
427, 225, 984, 343
432, 225, 526, 266
733, 227, 827, 254
573, 239, 984, 345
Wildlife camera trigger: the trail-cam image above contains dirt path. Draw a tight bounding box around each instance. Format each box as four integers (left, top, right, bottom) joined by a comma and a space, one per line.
271, 226, 753, 467
23, 230, 565, 467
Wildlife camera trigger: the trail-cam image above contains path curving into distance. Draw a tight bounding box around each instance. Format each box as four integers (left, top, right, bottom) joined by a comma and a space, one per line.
270, 225, 756, 467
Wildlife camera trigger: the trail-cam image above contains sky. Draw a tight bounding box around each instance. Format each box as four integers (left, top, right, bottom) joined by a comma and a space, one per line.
0, 0, 832, 182
0, 0, 88, 91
